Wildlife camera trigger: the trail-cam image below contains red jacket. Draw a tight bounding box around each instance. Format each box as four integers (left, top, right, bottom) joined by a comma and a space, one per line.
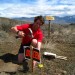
16, 24, 43, 44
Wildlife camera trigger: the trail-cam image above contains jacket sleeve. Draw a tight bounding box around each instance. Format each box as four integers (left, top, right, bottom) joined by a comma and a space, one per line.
16, 24, 29, 31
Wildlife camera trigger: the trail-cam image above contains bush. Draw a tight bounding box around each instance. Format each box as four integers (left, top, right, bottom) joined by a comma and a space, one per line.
1, 24, 12, 32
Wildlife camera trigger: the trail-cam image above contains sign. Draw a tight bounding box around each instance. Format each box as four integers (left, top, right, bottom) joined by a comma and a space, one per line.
24, 46, 40, 62
46, 16, 54, 20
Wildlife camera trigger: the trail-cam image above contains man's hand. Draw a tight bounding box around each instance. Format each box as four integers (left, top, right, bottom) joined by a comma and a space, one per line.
17, 31, 25, 38
11, 26, 25, 38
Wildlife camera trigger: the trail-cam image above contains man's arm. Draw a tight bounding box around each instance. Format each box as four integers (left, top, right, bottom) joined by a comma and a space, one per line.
37, 42, 42, 50
11, 26, 25, 38
11, 26, 19, 33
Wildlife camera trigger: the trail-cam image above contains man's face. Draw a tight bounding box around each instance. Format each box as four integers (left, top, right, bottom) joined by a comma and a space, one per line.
33, 20, 42, 30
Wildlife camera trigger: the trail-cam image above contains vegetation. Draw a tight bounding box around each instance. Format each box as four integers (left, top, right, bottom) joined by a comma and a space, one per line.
0, 17, 75, 75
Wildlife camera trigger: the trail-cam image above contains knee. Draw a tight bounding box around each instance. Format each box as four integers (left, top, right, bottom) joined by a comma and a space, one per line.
31, 39, 37, 47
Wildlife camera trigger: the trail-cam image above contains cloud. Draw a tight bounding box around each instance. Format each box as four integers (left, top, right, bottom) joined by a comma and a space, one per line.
0, 0, 75, 18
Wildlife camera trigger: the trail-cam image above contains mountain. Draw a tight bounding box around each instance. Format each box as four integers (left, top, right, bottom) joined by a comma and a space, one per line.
13, 15, 75, 24
62, 15, 75, 23
14, 17, 34, 22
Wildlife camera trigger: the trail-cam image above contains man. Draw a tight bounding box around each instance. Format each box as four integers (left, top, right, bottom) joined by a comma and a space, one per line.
11, 15, 44, 67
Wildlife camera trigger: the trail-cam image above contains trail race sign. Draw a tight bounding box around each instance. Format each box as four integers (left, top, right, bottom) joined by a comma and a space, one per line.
45, 16, 55, 37
46, 16, 54, 20
24, 46, 40, 62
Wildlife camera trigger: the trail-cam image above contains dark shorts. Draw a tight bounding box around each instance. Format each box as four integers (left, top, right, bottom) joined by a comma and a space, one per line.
18, 43, 31, 53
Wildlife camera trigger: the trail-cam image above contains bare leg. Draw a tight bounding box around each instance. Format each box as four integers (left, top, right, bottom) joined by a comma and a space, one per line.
18, 53, 29, 72
18, 53, 24, 63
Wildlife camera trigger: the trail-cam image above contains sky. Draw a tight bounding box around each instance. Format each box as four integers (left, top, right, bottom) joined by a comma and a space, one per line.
0, 0, 75, 18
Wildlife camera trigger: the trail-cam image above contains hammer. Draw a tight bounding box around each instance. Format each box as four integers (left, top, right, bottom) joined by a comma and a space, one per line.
28, 28, 34, 38
16, 28, 34, 39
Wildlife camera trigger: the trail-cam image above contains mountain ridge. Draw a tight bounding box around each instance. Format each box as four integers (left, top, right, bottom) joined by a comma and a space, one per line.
0, 15, 75, 25
13, 15, 75, 24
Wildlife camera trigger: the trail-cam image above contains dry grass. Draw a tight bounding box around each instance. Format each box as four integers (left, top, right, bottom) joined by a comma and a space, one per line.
0, 24, 75, 75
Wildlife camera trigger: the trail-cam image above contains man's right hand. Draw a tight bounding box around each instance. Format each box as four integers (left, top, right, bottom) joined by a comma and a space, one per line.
17, 31, 25, 38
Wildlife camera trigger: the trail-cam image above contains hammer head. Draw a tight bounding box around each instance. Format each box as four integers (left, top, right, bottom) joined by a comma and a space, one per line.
15, 28, 34, 39
28, 28, 34, 38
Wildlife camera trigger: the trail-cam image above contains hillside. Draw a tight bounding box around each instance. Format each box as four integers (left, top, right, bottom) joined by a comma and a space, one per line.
0, 17, 75, 75
0, 17, 31, 27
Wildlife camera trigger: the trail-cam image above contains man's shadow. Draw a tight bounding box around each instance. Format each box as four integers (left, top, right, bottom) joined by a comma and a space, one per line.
0, 53, 29, 73
0, 53, 18, 63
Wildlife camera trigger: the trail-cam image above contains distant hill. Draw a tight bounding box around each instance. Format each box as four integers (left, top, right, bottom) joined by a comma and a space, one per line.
13, 17, 34, 22
0, 17, 27, 26
13, 15, 75, 24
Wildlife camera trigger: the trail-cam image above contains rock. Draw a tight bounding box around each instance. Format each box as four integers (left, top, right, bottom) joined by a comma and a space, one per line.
0, 62, 19, 73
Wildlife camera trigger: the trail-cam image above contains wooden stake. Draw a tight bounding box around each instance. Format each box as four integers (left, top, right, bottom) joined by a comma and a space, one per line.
30, 45, 33, 73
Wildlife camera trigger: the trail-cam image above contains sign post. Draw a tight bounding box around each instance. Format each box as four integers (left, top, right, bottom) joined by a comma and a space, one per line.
46, 16, 55, 37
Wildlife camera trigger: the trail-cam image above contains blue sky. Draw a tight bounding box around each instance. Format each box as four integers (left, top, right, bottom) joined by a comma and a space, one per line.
0, 0, 75, 18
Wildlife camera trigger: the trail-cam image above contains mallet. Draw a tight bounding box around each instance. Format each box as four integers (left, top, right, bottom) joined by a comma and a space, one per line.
16, 28, 33, 39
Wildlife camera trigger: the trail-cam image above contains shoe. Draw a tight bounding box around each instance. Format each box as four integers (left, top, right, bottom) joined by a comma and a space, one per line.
17, 60, 29, 73
23, 60, 29, 73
